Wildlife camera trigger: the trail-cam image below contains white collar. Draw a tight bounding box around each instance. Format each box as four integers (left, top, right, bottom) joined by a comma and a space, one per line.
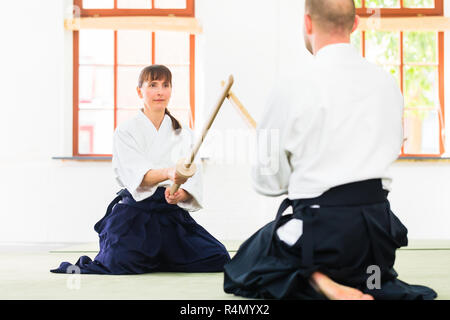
138, 109, 170, 133
315, 43, 360, 63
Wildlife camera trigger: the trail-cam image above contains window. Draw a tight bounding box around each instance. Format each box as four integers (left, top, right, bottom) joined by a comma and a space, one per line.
72, 0, 196, 156
351, 0, 445, 157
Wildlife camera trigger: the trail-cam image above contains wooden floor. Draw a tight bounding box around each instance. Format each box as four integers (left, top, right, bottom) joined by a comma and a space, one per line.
0, 240, 449, 300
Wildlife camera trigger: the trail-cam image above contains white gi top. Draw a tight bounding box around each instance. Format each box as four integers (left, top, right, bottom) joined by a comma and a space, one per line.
112, 110, 203, 212
252, 43, 404, 245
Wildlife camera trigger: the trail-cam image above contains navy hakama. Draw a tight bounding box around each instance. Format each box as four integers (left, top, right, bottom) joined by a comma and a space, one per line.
51, 187, 230, 275
223, 179, 437, 300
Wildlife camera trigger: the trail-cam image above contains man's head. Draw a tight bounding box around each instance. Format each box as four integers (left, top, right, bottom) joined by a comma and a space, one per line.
303, 0, 359, 54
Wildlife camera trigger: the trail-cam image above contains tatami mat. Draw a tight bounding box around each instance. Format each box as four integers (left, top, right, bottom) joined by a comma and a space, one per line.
0, 248, 448, 300
49, 240, 245, 253
0, 240, 448, 300
49, 239, 450, 253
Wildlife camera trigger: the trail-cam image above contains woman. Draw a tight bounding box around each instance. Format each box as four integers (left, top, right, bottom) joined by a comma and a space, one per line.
51, 65, 230, 274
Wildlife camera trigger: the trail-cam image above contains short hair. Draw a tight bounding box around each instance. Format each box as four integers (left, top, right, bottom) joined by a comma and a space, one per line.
305, 0, 356, 34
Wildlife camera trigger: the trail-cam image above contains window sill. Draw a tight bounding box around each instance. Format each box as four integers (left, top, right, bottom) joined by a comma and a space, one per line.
52, 156, 112, 162
52, 156, 213, 162
52, 156, 450, 163
396, 157, 450, 162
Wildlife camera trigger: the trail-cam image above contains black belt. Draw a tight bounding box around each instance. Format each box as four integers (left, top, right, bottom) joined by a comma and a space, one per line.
269, 179, 387, 267
94, 188, 167, 233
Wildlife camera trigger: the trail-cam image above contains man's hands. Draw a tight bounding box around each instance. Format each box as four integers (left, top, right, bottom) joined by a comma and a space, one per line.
165, 188, 192, 205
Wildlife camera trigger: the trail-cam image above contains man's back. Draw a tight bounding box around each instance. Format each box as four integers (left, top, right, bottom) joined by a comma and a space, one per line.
226, 0, 436, 301
253, 43, 404, 199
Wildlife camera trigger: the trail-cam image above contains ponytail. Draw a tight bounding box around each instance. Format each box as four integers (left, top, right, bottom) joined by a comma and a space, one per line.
165, 108, 182, 134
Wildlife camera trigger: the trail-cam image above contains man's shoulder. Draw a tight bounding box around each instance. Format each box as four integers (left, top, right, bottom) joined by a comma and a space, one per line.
280, 65, 314, 85
269, 69, 315, 105
358, 58, 399, 87
261, 70, 318, 125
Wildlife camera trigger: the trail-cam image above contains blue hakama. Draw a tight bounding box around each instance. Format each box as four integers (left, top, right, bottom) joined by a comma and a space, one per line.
51, 187, 230, 274
223, 179, 437, 300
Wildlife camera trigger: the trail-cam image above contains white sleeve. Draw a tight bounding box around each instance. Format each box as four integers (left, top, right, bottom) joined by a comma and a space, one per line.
251, 87, 293, 197
112, 129, 157, 201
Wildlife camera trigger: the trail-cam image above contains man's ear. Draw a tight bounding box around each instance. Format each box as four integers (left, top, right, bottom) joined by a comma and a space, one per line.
304, 14, 313, 35
351, 15, 360, 33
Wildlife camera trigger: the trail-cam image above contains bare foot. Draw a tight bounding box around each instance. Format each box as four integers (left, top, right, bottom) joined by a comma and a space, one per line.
310, 272, 374, 300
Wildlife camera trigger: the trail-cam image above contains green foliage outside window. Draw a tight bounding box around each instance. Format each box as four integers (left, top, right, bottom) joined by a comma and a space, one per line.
350, 30, 438, 119
350, 0, 442, 154
365, 0, 400, 8
353, 0, 434, 8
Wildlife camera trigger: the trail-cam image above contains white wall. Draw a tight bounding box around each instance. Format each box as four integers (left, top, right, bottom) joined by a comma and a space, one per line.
0, 0, 449, 244
0, 0, 116, 243
445, 0, 450, 156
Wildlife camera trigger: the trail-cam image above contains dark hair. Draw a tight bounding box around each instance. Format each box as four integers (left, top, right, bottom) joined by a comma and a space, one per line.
305, 0, 356, 34
138, 65, 182, 133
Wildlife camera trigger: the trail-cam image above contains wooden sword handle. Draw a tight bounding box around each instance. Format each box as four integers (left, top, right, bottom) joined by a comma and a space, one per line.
169, 183, 181, 195
169, 158, 197, 195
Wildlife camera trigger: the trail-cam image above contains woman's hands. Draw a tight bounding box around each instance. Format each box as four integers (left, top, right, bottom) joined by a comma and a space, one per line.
165, 188, 192, 205
164, 166, 193, 204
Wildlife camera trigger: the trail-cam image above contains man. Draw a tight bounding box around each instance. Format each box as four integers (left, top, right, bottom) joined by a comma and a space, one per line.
223, 0, 437, 300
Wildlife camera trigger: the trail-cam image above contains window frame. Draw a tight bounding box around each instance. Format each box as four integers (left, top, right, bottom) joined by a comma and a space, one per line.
72, 0, 196, 157
357, 0, 443, 16
74, 0, 195, 17
356, 0, 445, 157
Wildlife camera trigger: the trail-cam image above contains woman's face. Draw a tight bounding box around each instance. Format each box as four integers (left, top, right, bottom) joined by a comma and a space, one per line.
137, 78, 172, 112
